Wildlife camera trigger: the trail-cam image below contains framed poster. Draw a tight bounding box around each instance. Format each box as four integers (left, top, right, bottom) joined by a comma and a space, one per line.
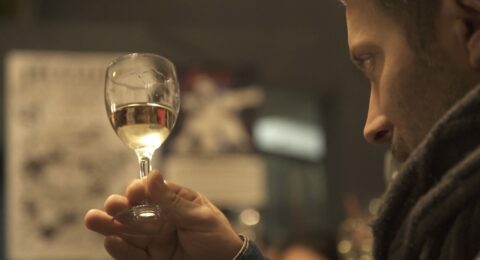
5, 50, 137, 259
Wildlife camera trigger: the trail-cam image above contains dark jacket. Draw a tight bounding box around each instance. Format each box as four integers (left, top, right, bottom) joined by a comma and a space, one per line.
373, 85, 480, 260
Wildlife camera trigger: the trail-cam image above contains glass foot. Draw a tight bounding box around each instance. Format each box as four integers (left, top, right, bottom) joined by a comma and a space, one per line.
113, 204, 164, 236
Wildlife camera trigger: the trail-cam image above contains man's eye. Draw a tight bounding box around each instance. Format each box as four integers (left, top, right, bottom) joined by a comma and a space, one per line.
353, 55, 375, 76
354, 55, 373, 69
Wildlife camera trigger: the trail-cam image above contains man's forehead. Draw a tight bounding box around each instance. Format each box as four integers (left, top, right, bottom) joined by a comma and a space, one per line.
344, 0, 380, 19
345, 0, 393, 48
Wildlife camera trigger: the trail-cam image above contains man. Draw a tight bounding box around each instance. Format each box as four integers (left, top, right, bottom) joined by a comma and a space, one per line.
85, 0, 480, 258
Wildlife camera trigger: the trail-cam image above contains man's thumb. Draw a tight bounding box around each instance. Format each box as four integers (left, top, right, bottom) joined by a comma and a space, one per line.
146, 170, 196, 213
146, 170, 174, 205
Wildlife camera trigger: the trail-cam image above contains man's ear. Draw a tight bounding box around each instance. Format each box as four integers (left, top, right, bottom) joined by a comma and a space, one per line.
458, 0, 480, 68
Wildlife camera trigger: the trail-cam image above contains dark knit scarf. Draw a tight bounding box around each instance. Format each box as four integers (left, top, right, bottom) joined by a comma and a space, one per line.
373, 85, 480, 260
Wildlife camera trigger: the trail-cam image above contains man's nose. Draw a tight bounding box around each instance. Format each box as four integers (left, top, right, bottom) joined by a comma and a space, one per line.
363, 93, 393, 144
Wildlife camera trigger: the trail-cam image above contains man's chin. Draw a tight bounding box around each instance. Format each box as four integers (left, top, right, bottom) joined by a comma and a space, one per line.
384, 149, 402, 182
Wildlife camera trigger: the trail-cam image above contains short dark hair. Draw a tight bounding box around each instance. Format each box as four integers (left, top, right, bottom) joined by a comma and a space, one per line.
340, 0, 441, 63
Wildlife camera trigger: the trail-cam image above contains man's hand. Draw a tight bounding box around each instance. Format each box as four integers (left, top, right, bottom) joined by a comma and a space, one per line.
84, 170, 243, 260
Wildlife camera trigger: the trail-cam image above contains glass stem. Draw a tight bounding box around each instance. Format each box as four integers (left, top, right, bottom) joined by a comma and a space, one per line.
136, 149, 154, 179
139, 156, 151, 180
136, 149, 154, 205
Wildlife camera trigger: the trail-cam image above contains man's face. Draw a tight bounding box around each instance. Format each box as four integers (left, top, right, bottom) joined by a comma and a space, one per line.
346, 0, 479, 162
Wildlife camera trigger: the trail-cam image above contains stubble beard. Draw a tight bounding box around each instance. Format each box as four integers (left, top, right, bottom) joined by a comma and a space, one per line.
390, 42, 468, 164
391, 134, 410, 163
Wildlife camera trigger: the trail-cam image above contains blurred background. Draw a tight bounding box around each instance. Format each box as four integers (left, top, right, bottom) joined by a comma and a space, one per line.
0, 0, 387, 259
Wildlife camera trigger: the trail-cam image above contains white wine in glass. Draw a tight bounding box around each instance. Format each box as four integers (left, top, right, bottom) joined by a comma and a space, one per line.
105, 53, 180, 235
112, 103, 176, 152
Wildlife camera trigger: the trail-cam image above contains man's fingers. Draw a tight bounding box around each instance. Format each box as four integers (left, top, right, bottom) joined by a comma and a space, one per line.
104, 195, 130, 216
104, 236, 149, 260
146, 170, 199, 208
147, 230, 179, 259
126, 179, 147, 206
84, 209, 124, 236
166, 180, 202, 202
84, 209, 136, 236
85, 209, 154, 249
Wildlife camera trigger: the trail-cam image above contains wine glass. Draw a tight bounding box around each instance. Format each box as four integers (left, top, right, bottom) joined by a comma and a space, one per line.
104, 53, 180, 235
